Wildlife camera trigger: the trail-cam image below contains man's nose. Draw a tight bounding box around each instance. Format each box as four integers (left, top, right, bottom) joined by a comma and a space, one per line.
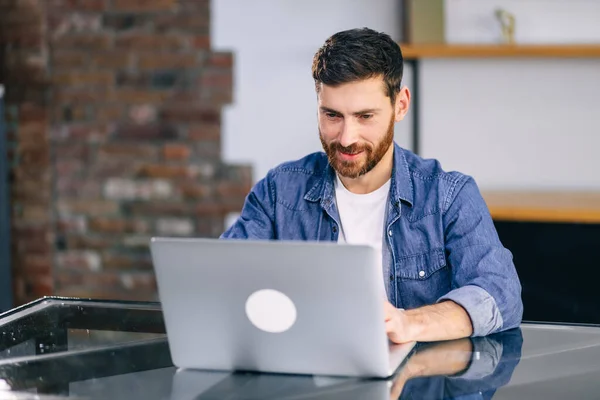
338, 121, 360, 148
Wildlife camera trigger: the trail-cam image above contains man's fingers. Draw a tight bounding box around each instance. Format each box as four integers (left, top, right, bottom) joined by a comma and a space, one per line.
387, 325, 403, 339
386, 312, 407, 344
385, 320, 394, 334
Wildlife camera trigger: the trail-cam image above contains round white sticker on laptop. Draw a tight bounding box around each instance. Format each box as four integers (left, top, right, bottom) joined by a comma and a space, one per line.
245, 289, 297, 333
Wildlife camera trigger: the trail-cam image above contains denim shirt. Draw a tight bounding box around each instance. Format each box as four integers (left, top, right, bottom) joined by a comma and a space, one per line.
221, 143, 523, 337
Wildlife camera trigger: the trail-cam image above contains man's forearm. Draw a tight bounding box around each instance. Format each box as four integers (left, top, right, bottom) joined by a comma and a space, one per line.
405, 300, 473, 342
404, 338, 473, 378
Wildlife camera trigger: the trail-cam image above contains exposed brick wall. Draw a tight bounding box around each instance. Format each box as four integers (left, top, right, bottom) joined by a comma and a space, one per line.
1, 0, 251, 305
0, 0, 54, 305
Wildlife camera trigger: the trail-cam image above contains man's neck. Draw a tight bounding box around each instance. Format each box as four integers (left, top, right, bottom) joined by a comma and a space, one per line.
338, 145, 394, 194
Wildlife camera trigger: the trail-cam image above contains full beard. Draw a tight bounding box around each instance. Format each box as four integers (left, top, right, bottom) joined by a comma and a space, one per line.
319, 116, 395, 179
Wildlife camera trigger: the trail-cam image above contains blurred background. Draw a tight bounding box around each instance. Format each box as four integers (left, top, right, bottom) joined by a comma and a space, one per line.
0, 1, 598, 323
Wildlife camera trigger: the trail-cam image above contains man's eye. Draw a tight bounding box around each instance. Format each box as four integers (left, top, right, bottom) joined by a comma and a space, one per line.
326, 113, 338, 118
361, 114, 373, 119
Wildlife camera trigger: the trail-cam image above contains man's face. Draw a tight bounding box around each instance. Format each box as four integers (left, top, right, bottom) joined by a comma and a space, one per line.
317, 77, 398, 179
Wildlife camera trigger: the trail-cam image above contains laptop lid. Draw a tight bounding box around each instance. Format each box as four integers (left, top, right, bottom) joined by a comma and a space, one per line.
150, 237, 394, 378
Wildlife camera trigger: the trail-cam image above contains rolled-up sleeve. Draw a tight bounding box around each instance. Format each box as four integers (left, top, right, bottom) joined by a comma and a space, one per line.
439, 175, 523, 337
450, 336, 503, 380
439, 285, 503, 337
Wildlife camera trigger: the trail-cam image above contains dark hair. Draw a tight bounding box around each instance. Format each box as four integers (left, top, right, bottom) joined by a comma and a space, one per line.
312, 27, 404, 104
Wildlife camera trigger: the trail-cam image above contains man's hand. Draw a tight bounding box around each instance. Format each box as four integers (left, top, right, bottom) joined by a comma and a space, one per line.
384, 300, 473, 344
384, 301, 414, 344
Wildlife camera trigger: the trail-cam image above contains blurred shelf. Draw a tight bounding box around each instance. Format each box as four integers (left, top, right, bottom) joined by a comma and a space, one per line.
400, 44, 600, 60
482, 191, 600, 224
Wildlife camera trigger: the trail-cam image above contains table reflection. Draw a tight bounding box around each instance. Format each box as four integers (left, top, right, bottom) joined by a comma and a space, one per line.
166, 329, 523, 400
394, 329, 522, 399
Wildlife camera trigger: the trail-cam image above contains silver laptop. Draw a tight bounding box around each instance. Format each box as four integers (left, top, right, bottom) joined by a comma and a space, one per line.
150, 237, 415, 378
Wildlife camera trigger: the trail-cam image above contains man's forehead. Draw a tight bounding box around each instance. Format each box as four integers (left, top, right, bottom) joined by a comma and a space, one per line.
317, 79, 389, 112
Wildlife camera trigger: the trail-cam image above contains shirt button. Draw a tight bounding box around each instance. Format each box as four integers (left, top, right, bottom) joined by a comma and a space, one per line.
389, 275, 394, 281
418, 270, 425, 278
387, 230, 393, 237
332, 225, 338, 233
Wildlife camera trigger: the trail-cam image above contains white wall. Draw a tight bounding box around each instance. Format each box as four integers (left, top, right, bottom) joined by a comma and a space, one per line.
211, 0, 409, 186
430, 0, 600, 190
420, 58, 600, 190
212, 0, 600, 192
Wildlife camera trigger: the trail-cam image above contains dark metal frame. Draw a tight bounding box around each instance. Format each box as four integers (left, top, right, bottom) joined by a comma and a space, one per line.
0, 296, 166, 335
0, 84, 11, 313
0, 297, 170, 395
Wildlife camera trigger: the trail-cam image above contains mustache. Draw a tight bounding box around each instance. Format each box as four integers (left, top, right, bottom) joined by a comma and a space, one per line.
329, 142, 369, 155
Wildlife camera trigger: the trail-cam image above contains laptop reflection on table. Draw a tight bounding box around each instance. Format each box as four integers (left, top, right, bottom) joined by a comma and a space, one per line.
169, 368, 395, 400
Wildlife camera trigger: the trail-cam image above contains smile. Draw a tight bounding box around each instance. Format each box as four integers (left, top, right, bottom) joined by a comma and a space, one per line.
337, 150, 364, 161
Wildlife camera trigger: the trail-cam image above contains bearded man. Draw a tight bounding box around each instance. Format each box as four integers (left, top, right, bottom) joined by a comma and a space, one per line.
221, 27, 523, 344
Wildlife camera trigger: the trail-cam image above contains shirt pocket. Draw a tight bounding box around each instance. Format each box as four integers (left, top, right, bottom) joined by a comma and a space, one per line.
394, 248, 451, 308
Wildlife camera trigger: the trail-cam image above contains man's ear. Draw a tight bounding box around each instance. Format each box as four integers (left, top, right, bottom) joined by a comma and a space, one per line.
394, 86, 411, 122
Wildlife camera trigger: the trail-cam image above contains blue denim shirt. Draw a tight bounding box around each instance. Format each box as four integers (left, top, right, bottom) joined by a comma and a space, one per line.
221, 143, 523, 337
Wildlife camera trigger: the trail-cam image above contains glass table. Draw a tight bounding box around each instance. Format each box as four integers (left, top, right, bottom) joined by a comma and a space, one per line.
1, 297, 600, 399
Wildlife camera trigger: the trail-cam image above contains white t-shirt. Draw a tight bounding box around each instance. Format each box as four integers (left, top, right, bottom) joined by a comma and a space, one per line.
334, 174, 390, 297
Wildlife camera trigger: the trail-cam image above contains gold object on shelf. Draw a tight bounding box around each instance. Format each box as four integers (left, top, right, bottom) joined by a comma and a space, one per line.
495, 8, 516, 44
